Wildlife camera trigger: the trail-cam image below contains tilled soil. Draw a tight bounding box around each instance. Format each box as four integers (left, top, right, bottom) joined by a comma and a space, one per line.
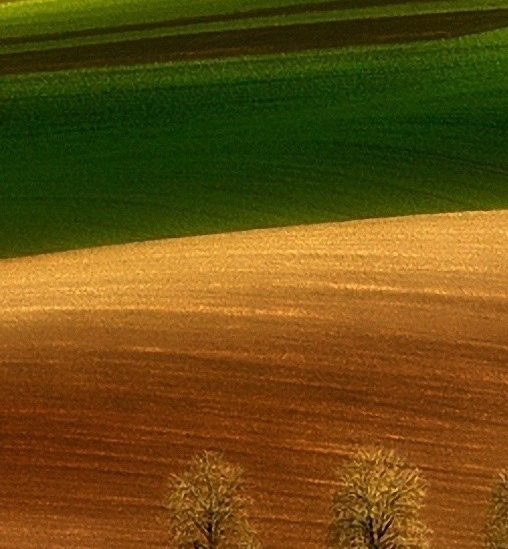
1, 8, 508, 75
1, 211, 507, 549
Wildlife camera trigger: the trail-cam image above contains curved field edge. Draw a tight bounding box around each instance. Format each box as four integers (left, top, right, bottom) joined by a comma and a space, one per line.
1, 28, 508, 259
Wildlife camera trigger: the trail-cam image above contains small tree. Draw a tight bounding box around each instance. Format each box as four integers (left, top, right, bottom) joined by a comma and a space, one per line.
328, 447, 430, 549
165, 451, 259, 549
484, 470, 508, 549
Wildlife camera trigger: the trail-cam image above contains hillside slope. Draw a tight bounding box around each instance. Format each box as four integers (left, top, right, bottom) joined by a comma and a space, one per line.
1, 211, 507, 549
1, 25, 508, 258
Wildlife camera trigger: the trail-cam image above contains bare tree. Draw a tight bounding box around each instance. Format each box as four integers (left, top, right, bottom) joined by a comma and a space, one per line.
484, 470, 508, 549
165, 451, 259, 549
328, 447, 430, 549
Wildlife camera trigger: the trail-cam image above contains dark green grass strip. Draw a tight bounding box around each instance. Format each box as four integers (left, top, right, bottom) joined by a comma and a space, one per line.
1, 9, 508, 76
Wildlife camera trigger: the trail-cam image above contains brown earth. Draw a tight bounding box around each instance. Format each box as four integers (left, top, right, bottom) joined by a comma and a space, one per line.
1, 8, 508, 75
1, 210, 507, 549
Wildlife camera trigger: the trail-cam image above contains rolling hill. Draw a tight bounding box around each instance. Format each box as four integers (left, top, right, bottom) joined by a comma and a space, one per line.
1, 211, 507, 549
1, 1, 507, 257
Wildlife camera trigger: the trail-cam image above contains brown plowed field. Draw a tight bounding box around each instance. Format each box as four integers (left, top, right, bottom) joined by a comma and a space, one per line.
1, 211, 507, 549
1, 8, 508, 75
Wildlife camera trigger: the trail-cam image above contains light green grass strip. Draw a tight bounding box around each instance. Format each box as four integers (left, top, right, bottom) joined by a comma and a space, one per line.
0, 0, 339, 39
1, 0, 507, 55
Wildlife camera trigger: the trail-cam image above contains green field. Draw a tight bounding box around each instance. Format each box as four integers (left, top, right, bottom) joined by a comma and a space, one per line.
1, 2, 508, 258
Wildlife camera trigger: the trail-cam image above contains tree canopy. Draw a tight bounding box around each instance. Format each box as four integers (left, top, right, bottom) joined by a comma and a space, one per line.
328, 447, 430, 549
165, 451, 259, 549
484, 470, 508, 549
